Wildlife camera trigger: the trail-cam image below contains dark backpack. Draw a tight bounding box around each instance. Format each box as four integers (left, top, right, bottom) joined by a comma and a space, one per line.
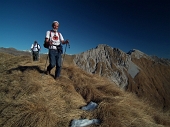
44, 30, 52, 49
43, 41, 49, 49
37, 44, 40, 51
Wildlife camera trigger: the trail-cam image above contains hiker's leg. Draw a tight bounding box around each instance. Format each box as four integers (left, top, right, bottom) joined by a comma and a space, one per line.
34, 51, 38, 61
36, 51, 39, 61
37, 52, 39, 61
32, 54, 34, 61
33, 52, 35, 61
47, 49, 56, 72
55, 51, 62, 78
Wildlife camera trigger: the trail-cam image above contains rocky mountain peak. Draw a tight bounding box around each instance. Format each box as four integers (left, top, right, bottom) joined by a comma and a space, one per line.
73, 44, 140, 89
127, 49, 148, 59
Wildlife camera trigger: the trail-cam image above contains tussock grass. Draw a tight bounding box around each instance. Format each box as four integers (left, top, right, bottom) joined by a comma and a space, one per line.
0, 53, 170, 127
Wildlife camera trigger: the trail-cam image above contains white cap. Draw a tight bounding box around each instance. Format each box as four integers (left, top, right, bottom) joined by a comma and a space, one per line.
53, 21, 59, 24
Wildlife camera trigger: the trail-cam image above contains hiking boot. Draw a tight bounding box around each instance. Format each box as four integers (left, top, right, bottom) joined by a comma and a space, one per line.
54, 76, 60, 80
46, 70, 50, 75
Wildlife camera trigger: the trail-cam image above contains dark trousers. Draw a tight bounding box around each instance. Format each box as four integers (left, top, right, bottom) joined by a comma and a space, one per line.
32, 51, 39, 61
47, 49, 62, 78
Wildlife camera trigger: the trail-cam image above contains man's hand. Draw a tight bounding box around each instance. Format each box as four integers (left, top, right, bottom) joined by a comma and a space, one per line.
63, 40, 69, 44
63, 39, 70, 48
49, 41, 53, 46
45, 38, 53, 46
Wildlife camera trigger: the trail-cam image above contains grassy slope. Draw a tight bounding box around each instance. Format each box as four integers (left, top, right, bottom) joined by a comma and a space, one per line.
0, 53, 170, 127
127, 57, 170, 110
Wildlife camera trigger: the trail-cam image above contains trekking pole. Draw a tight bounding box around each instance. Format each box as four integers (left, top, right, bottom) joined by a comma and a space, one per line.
38, 51, 40, 62
43, 53, 49, 74
30, 50, 33, 62
62, 41, 70, 66
62, 43, 67, 66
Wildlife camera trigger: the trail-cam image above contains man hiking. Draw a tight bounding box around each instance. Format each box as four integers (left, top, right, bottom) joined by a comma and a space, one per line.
44, 21, 69, 80
31, 41, 41, 61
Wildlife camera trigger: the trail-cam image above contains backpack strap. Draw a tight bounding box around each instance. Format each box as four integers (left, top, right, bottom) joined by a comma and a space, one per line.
49, 30, 60, 41
58, 32, 61, 42
50, 30, 52, 40
37, 44, 40, 51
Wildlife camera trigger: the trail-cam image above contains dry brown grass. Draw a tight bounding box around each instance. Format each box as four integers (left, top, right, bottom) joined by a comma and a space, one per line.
128, 57, 170, 110
0, 53, 170, 127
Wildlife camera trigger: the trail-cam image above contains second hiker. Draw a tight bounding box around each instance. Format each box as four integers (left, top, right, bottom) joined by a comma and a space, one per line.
44, 21, 69, 80
31, 41, 41, 61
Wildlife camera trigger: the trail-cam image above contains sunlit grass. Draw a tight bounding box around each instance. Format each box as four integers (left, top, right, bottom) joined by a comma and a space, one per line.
0, 53, 170, 127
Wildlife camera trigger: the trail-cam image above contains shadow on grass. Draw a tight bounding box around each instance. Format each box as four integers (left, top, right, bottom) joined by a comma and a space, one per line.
7, 65, 44, 74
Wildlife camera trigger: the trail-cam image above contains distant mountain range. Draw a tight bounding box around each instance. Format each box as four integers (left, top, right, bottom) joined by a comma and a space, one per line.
1, 45, 170, 110
0, 47, 31, 56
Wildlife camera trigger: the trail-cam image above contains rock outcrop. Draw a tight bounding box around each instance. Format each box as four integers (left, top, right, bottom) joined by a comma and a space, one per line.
74, 44, 142, 89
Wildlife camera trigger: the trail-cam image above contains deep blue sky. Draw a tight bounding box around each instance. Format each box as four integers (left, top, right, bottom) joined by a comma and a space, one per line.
0, 0, 170, 58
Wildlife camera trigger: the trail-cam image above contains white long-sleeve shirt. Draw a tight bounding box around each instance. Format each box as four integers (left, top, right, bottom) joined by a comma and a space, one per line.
31, 44, 40, 51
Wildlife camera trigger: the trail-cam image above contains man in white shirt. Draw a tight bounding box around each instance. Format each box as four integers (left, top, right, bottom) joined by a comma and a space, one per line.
44, 21, 69, 80
31, 41, 41, 61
